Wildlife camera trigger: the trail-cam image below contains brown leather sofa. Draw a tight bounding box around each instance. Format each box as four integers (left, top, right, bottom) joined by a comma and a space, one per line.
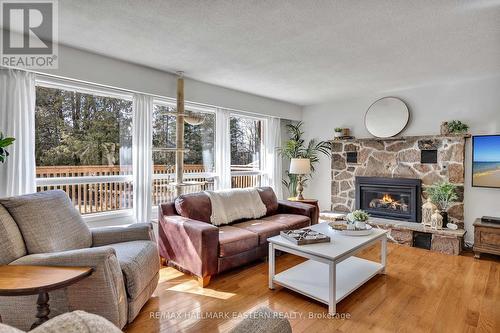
158, 187, 318, 287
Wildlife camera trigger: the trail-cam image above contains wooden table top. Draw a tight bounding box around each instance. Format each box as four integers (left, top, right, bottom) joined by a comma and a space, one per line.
473, 218, 500, 228
0, 265, 93, 296
287, 197, 318, 204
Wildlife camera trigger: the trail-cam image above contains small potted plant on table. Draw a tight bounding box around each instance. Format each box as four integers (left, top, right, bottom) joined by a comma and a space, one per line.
346, 210, 370, 230
334, 127, 343, 138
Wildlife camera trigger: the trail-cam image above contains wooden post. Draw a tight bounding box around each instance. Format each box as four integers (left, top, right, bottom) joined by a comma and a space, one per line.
175, 72, 185, 198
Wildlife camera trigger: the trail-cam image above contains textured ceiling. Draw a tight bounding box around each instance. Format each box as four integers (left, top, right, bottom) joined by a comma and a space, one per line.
50, 1, 500, 105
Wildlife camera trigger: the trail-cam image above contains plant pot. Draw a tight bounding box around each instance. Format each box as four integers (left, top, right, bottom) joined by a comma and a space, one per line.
334, 132, 343, 138
347, 223, 356, 230
440, 211, 448, 226
355, 221, 366, 229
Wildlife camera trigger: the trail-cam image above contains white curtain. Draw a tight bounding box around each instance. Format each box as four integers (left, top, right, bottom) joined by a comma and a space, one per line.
215, 108, 231, 190
0, 69, 36, 197
262, 117, 283, 199
132, 94, 153, 223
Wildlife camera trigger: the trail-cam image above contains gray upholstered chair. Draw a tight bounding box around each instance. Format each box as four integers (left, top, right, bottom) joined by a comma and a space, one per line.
0, 190, 160, 331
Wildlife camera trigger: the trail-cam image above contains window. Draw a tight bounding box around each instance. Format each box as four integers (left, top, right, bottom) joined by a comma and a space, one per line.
35, 83, 133, 215
151, 102, 216, 205
230, 115, 263, 188
32, 77, 274, 221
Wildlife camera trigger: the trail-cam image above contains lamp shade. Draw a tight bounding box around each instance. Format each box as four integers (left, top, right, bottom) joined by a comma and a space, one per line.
289, 158, 311, 175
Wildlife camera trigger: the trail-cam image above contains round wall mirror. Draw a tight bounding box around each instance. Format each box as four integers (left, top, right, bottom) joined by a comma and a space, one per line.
365, 97, 409, 138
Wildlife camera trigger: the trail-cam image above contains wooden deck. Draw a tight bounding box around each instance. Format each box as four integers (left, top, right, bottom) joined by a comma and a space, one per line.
125, 243, 500, 333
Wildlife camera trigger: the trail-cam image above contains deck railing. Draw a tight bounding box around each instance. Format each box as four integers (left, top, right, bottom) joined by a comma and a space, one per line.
36, 165, 261, 215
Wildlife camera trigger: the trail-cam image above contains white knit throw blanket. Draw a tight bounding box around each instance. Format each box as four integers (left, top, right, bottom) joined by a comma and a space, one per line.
205, 188, 267, 226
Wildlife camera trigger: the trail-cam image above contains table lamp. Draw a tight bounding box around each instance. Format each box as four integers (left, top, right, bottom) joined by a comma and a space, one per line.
289, 158, 311, 200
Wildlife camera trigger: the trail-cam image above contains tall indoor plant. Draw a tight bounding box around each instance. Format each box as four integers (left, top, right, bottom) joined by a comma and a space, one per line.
278, 122, 330, 197
0, 132, 15, 163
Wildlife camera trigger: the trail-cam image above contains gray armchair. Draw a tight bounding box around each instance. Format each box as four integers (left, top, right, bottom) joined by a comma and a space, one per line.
0, 190, 160, 331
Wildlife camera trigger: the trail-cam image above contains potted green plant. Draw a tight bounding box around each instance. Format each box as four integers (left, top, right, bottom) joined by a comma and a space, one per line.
334, 127, 343, 138
0, 132, 15, 163
426, 181, 458, 225
346, 209, 370, 230
277, 122, 331, 197
447, 120, 469, 134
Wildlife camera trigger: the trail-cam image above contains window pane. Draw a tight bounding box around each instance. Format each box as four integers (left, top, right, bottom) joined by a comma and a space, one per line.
230, 116, 262, 188
35, 86, 133, 214
152, 105, 215, 205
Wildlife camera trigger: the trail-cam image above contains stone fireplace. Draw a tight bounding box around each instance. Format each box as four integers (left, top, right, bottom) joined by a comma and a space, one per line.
330, 135, 468, 255
355, 176, 421, 222
331, 135, 466, 228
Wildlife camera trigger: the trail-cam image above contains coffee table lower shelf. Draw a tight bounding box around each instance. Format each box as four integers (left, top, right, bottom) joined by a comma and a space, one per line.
273, 257, 383, 306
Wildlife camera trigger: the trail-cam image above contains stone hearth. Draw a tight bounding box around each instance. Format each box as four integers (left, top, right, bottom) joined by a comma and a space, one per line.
368, 217, 466, 255
331, 135, 467, 228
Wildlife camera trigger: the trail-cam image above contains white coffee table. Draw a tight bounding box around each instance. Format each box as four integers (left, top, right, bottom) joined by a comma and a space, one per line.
268, 222, 387, 314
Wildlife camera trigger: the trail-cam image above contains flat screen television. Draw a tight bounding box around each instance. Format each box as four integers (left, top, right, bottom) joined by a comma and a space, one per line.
472, 135, 500, 188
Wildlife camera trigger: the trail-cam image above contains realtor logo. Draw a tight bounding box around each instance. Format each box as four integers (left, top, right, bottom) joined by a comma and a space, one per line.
1, 0, 58, 68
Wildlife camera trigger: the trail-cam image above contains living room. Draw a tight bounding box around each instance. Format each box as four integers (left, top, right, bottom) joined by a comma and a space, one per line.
0, 1, 499, 333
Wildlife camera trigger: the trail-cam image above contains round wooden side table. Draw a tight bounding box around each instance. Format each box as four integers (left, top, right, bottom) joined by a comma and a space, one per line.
0, 265, 93, 329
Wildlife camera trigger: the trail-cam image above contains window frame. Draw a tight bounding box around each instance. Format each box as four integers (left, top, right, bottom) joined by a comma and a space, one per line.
152, 98, 218, 181
150, 98, 218, 214
34, 76, 135, 219
228, 112, 266, 181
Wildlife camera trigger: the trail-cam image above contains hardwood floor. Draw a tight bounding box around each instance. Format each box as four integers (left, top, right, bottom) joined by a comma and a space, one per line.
125, 244, 500, 333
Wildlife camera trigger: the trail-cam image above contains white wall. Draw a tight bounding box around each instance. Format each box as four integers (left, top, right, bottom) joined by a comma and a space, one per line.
302, 75, 500, 243
34, 44, 302, 120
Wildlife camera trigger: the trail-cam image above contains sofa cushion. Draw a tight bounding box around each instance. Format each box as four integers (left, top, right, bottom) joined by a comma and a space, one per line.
257, 187, 278, 216
262, 214, 310, 230
0, 190, 92, 254
0, 204, 26, 264
175, 192, 212, 223
108, 240, 159, 299
218, 225, 259, 258
232, 220, 286, 245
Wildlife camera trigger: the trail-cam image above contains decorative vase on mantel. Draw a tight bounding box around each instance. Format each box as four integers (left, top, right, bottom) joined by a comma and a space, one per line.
439, 211, 448, 227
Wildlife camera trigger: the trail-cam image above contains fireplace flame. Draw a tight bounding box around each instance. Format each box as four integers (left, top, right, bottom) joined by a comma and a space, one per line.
382, 194, 394, 203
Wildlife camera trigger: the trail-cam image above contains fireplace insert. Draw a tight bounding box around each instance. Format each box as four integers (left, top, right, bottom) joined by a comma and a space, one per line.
355, 176, 421, 222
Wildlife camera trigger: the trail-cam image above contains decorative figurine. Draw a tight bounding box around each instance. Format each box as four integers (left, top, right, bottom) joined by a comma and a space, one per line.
431, 210, 443, 230
422, 198, 436, 227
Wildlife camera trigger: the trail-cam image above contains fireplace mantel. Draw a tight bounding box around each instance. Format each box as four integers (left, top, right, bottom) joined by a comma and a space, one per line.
331, 133, 471, 143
